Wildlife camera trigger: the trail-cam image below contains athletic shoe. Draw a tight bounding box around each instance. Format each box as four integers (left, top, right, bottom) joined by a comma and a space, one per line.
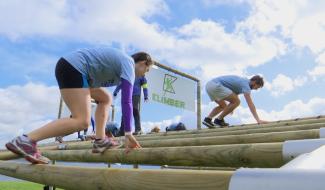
133, 131, 142, 136
202, 117, 216, 129
78, 135, 86, 141
55, 136, 63, 143
6, 135, 50, 164
92, 137, 121, 153
214, 118, 229, 127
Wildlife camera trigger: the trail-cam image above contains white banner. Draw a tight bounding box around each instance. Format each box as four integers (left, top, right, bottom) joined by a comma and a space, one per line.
146, 67, 196, 112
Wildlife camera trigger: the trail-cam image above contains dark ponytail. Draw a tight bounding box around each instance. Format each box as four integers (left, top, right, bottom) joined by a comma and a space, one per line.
131, 52, 153, 66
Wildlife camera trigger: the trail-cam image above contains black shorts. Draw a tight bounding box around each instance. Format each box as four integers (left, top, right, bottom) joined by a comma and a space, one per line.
55, 58, 89, 89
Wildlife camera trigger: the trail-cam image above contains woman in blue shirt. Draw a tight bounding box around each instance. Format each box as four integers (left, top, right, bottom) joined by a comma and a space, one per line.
6, 47, 153, 164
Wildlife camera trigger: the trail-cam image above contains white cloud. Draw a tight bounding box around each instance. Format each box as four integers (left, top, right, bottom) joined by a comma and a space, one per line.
308, 51, 325, 77
0, 83, 61, 148
156, 19, 286, 82
1, 0, 324, 81
232, 97, 325, 123
237, 0, 301, 36
238, 0, 325, 79
291, 12, 325, 54
0, 0, 68, 40
265, 74, 307, 96
0, 0, 172, 50
0, 0, 287, 83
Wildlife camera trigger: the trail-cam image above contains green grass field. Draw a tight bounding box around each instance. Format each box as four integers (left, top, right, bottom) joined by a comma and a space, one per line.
0, 181, 64, 190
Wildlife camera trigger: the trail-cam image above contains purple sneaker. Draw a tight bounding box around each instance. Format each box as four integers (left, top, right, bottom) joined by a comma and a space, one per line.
6, 135, 50, 164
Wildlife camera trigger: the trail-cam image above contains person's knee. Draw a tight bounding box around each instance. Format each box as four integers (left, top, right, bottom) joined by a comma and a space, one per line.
91, 89, 112, 107
101, 93, 112, 105
216, 100, 227, 109
76, 118, 90, 130
219, 103, 227, 109
233, 98, 240, 107
228, 94, 240, 107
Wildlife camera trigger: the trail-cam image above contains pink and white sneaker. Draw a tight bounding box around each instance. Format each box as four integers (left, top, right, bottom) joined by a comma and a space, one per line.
6, 135, 50, 164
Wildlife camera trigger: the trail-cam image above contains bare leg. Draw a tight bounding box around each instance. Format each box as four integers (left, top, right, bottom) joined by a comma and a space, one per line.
218, 93, 240, 120
207, 100, 227, 119
90, 88, 112, 140
28, 88, 91, 142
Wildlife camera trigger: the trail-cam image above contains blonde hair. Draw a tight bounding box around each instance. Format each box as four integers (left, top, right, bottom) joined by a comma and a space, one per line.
151, 126, 160, 133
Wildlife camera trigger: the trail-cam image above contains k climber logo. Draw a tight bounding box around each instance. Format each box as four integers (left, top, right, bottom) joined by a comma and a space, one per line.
163, 74, 177, 94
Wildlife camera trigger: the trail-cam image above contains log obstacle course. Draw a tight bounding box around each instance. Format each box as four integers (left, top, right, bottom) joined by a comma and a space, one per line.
1, 115, 325, 190
136, 120, 325, 140
140, 115, 325, 137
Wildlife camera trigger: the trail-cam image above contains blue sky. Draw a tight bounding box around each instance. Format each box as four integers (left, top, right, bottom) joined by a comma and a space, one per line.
1, 0, 325, 146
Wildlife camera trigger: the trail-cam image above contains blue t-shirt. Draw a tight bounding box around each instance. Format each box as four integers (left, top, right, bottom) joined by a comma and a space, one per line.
133, 77, 147, 96
212, 75, 251, 94
63, 47, 135, 88
113, 76, 149, 99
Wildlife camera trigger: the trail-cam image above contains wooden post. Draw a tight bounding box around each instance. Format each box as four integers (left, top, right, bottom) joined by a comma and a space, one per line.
111, 105, 115, 122
154, 62, 199, 82
42, 142, 284, 168
0, 161, 233, 190
197, 80, 201, 130
57, 97, 63, 119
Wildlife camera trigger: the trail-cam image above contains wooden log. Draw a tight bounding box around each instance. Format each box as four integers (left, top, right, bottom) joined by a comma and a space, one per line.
0, 145, 59, 161
1, 128, 320, 160
136, 123, 325, 141
139, 129, 319, 147
161, 165, 236, 171
0, 151, 18, 160
48, 129, 320, 150
139, 117, 325, 138
238, 114, 325, 127
43, 142, 284, 168
0, 161, 232, 190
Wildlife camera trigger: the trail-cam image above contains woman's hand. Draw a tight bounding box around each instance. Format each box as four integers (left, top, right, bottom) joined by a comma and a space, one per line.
124, 134, 142, 153
257, 119, 268, 124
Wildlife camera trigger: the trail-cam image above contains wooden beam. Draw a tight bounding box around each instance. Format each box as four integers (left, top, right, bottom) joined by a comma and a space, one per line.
42, 142, 284, 168
139, 129, 319, 147
161, 165, 236, 171
45, 129, 320, 150
136, 123, 325, 141
0, 145, 58, 161
140, 118, 325, 138
0, 161, 233, 190
1, 128, 320, 161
